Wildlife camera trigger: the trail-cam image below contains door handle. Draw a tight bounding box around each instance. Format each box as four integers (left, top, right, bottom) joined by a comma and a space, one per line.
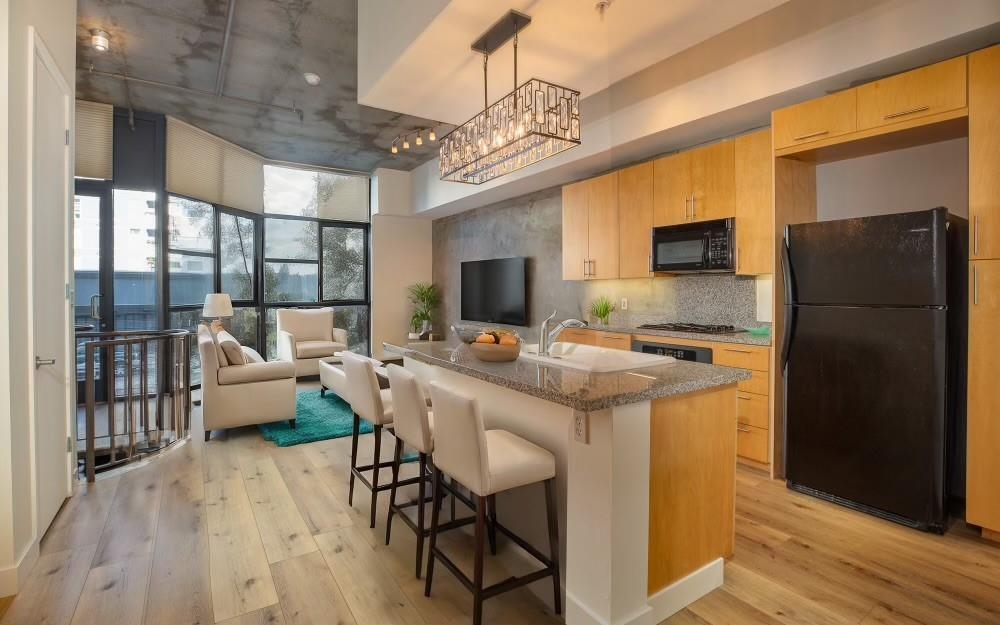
792, 130, 829, 141
973, 264, 979, 306
589, 259, 596, 277
691, 196, 697, 220
35, 356, 56, 369
884, 105, 930, 120
583, 258, 589, 278
90, 294, 102, 320
684, 196, 690, 221
974, 215, 981, 256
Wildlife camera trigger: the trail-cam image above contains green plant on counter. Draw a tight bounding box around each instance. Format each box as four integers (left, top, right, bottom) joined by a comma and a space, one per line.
590, 295, 615, 325
407, 282, 441, 333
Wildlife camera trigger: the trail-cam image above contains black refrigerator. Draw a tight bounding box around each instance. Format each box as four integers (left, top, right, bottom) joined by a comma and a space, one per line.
781, 208, 967, 533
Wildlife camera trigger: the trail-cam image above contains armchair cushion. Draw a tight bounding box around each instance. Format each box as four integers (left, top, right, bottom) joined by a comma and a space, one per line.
243, 346, 264, 363
217, 331, 247, 365
276, 308, 334, 342
217, 360, 295, 385
296, 340, 346, 359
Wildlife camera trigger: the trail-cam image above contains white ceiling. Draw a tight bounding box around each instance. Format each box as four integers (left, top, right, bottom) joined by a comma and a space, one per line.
359, 0, 792, 124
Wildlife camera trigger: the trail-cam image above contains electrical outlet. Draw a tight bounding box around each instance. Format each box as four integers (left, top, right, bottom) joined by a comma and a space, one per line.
573, 411, 589, 444
620, 297, 628, 311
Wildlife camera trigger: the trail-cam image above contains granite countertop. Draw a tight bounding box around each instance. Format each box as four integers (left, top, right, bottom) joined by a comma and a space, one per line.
596, 325, 773, 347
384, 341, 750, 412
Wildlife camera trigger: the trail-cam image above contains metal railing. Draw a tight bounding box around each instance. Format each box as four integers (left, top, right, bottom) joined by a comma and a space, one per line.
78, 329, 192, 482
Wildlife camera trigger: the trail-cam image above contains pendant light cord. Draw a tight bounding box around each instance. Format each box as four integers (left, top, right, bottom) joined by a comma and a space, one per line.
483, 52, 489, 112
513, 28, 518, 91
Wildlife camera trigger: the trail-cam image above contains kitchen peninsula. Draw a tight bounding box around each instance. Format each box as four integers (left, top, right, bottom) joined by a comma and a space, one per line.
384, 340, 749, 625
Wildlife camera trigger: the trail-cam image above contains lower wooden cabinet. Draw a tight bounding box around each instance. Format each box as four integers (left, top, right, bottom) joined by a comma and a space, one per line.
737, 424, 769, 464
595, 331, 632, 350
557, 328, 597, 345
968, 259, 1000, 535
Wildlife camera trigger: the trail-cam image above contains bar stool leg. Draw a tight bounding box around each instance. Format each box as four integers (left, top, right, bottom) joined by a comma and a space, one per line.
486, 494, 498, 555
473, 495, 487, 625
424, 464, 443, 598
415, 452, 427, 578
385, 437, 404, 545
370, 425, 383, 528
544, 478, 562, 615
348, 412, 360, 506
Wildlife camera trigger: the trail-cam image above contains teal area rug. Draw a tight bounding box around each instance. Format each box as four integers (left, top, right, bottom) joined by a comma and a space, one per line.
259, 390, 372, 447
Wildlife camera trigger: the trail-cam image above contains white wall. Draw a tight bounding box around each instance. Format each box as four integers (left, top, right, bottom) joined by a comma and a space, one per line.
1, 0, 77, 596
370, 215, 432, 360
817, 137, 969, 221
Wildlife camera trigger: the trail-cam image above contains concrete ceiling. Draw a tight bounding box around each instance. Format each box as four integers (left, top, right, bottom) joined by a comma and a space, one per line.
76, 0, 448, 173
358, 0, 792, 124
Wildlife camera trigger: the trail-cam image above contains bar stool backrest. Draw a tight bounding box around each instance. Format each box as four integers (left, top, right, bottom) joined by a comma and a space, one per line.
385, 364, 432, 454
428, 381, 490, 497
342, 352, 389, 425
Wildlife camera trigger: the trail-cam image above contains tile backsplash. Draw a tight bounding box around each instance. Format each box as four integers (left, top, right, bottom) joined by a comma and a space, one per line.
432, 186, 767, 342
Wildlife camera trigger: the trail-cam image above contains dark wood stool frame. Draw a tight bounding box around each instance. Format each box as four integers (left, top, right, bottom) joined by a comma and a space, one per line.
348, 412, 420, 528
423, 464, 562, 625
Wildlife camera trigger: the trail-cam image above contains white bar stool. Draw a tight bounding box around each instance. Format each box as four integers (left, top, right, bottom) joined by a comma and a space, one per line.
342, 352, 419, 528
424, 381, 561, 625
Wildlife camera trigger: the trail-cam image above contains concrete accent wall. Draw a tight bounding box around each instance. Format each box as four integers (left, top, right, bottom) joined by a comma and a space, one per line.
817, 138, 969, 221
432, 187, 760, 343
2, 0, 77, 596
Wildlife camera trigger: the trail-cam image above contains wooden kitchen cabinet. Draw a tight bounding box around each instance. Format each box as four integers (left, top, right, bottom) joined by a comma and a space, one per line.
595, 331, 632, 350
653, 151, 691, 226
967, 259, 1000, 536
773, 88, 857, 150
734, 129, 773, 275
618, 162, 654, 278
857, 56, 966, 131
737, 424, 769, 464
557, 328, 597, 345
562, 172, 620, 280
970, 44, 1000, 261
653, 141, 734, 225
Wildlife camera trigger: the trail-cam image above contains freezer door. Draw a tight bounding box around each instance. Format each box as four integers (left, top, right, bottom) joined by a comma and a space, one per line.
786, 208, 947, 307
784, 305, 947, 528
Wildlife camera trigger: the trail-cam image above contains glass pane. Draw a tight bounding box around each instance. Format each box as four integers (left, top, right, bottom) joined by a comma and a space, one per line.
220, 213, 255, 300
74, 194, 102, 381
265, 218, 317, 260
113, 189, 158, 331
168, 309, 203, 386
230, 307, 259, 352
333, 305, 370, 355
265, 307, 278, 360
168, 196, 214, 252
264, 165, 320, 217
169, 253, 214, 306
264, 262, 317, 302
316, 173, 369, 223
322, 226, 366, 300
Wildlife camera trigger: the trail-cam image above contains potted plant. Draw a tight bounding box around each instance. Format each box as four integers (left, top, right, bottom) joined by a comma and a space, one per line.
590, 295, 615, 326
407, 282, 441, 340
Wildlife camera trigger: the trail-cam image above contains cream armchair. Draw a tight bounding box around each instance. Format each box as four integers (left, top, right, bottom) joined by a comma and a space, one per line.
276, 308, 349, 376
197, 325, 296, 440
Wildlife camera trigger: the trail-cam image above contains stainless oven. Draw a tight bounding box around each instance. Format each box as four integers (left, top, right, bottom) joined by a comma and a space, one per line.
652, 218, 734, 273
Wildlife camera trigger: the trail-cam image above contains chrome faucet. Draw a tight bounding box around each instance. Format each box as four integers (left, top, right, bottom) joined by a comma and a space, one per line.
538, 310, 588, 356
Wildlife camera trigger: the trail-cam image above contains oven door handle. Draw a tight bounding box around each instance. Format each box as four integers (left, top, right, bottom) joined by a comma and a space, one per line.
703, 231, 712, 268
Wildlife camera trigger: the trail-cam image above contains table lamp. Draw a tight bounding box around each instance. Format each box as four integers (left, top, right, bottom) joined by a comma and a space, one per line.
203, 293, 233, 329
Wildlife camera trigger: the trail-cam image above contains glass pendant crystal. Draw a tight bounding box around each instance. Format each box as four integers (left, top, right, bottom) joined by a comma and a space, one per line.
439, 78, 581, 184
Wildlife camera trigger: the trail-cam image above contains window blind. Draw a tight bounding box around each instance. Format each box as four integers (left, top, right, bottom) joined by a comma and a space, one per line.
74, 100, 113, 180
166, 116, 264, 213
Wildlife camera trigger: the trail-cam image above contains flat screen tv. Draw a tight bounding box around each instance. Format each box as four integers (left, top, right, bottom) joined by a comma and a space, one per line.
461, 257, 528, 326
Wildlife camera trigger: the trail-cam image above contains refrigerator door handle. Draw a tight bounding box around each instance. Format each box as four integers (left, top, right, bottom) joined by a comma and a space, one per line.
780, 235, 795, 371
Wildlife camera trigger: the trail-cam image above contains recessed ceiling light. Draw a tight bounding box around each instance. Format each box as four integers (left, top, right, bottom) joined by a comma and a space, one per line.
90, 29, 110, 52
303, 72, 321, 86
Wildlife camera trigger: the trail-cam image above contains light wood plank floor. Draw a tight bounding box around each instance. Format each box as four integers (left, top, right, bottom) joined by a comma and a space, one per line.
3, 387, 1000, 625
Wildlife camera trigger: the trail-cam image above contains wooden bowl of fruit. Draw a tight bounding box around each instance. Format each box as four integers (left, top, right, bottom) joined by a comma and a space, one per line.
468, 330, 521, 362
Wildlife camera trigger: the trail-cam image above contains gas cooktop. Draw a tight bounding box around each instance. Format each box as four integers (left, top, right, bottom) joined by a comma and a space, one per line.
635, 322, 743, 334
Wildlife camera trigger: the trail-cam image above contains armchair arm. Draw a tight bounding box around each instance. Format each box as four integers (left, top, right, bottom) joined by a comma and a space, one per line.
277, 330, 297, 363
332, 327, 349, 346
217, 360, 295, 385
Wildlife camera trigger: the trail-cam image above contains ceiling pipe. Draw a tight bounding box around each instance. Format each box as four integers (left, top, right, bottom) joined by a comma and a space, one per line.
83, 67, 303, 117
215, 0, 236, 96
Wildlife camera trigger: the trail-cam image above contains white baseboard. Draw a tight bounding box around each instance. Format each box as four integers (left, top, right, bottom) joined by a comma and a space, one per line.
647, 558, 724, 622
0, 538, 39, 598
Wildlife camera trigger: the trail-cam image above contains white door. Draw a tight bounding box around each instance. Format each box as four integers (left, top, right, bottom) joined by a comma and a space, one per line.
29, 30, 73, 537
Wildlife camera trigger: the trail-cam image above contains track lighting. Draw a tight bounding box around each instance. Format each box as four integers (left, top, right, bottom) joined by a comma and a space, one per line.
403, 137, 410, 149
429, 129, 436, 141
91, 29, 110, 52
416, 133, 423, 146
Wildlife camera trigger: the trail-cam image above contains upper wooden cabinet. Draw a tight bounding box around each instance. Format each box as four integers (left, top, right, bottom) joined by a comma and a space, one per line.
773, 89, 857, 150
653, 140, 734, 226
857, 56, 967, 131
734, 130, 773, 275
618, 162, 654, 279
561, 172, 619, 280
970, 44, 1000, 261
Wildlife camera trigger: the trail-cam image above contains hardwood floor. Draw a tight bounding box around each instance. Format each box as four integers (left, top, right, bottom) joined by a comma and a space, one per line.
3, 389, 1000, 625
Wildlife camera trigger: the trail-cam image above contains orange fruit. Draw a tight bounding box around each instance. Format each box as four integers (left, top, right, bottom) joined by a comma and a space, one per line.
475, 333, 496, 344
499, 335, 517, 346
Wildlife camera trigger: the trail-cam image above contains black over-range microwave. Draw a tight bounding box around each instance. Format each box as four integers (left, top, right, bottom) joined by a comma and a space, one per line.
651, 218, 735, 273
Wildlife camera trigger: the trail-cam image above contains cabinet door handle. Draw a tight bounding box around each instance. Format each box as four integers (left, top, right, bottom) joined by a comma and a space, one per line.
792, 130, 829, 141
691, 196, 697, 219
583, 258, 589, 277
974, 264, 979, 306
684, 196, 691, 220
737, 424, 751, 433
884, 105, 930, 120
736, 246, 740, 272
648, 254, 653, 272
974, 215, 981, 256
725, 348, 753, 354
738, 395, 752, 401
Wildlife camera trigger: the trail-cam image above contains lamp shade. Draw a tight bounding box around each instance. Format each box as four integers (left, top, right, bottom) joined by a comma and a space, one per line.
202, 293, 233, 318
